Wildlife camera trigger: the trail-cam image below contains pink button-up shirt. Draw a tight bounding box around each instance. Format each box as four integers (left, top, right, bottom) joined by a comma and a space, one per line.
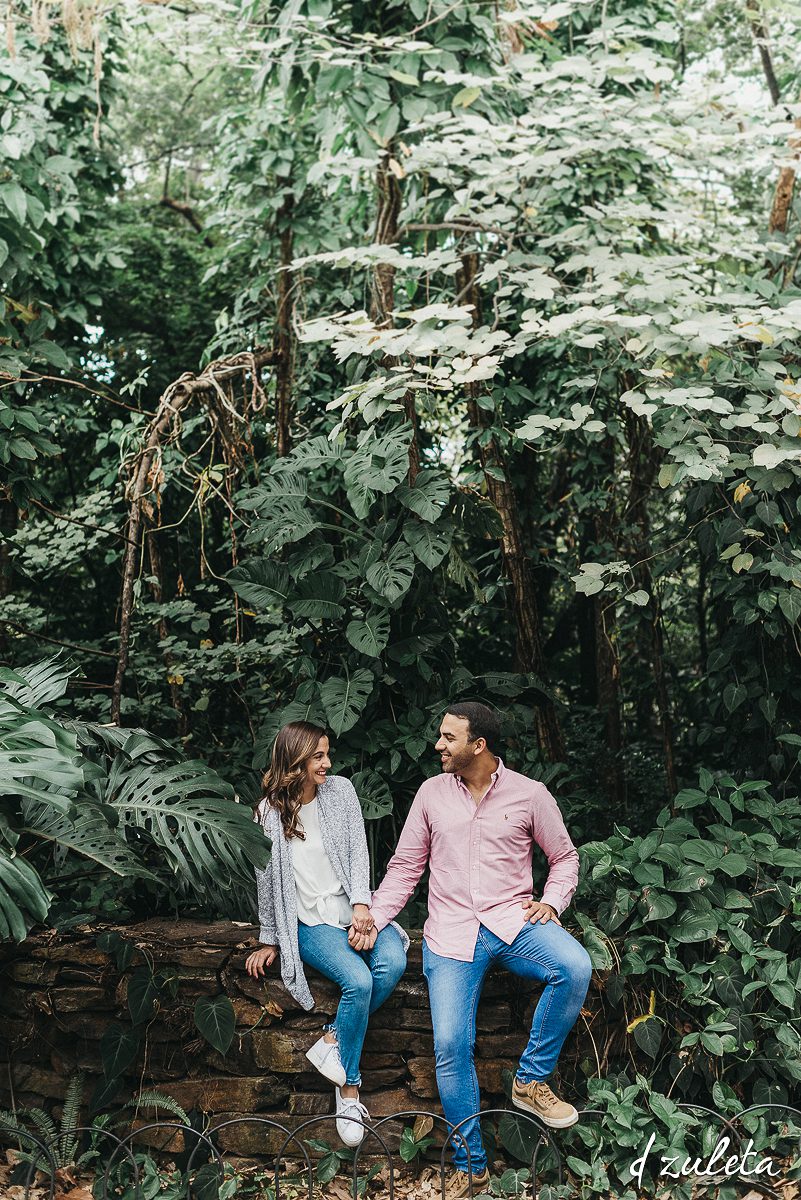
369, 759, 579, 961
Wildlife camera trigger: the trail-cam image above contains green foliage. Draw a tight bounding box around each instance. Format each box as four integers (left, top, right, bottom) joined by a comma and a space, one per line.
194, 994, 236, 1056
0, 1072, 91, 1171
0, 656, 270, 939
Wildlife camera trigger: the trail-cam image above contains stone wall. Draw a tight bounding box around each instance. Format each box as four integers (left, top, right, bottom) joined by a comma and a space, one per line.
0, 920, 599, 1157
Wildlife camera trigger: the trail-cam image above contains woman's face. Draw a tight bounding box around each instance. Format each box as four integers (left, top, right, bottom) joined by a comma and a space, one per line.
303, 735, 331, 790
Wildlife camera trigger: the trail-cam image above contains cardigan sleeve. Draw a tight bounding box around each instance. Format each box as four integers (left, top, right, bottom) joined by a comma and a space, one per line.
254, 805, 278, 944
344, 780, 372, 908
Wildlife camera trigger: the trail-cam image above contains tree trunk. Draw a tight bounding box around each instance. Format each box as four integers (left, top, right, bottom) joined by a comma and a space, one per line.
0, 497, 18, 653
457, 251, 564, 761
274, 190, 294, 458
746, 9, 801, 235
370, 152, 420, 483
623, 408, 677, 797
590, 438, 626, 810
146, 525, 187, 735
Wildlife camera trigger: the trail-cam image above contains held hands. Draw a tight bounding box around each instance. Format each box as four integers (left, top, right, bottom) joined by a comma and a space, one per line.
245, 945, 278, 977
348, 906, 378, 951
522, 899, 562, 926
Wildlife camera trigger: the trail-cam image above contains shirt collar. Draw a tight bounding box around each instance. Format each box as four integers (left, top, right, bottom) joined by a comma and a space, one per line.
455, 756, 505, 790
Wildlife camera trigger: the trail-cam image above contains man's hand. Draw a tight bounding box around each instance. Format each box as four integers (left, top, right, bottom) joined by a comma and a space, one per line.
348, 924, 378, 951
522, 899, 562, 926
351, 904, 374, 934
245, 945, 278, 977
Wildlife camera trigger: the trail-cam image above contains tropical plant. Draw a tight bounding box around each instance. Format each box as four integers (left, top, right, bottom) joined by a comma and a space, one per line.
0, 1071, 91, 1172
0, 655, 269, 938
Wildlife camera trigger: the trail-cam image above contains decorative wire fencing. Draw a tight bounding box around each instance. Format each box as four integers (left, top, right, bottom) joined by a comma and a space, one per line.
1, 1102, 800, 1200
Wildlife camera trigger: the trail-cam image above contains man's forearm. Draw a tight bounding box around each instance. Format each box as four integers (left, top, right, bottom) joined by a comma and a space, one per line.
369, 794, 430, 928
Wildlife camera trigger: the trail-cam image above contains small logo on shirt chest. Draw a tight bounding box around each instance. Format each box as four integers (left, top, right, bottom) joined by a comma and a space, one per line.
504, 813, 508, 821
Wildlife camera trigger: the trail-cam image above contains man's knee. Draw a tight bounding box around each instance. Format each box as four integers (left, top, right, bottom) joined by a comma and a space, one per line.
433, 1021, 472, 1067
566, 943, 592, 990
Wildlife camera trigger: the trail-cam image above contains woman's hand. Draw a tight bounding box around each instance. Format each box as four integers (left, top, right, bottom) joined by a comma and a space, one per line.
351, 904, 374, 934
348, 924, 378, 951
245, 945, 278, 977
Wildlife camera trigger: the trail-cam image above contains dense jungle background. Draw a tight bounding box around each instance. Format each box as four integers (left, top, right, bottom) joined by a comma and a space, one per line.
2, 0, 801, 1192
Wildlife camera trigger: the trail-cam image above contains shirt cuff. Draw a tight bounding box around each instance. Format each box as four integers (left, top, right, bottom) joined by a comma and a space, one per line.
259, 926, 277, 944
540, 891, 565, 917
349, 890, 372, 908
368, 901, 391, 932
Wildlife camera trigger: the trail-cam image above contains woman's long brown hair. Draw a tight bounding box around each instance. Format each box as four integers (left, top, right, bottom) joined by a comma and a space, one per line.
257, 720, 328, 840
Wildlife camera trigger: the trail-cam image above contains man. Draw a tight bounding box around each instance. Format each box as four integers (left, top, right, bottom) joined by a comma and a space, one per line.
363, 701, 591, 1197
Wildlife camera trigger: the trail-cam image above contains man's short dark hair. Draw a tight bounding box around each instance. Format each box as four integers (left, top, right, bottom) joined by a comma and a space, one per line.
444, 701, 501, 752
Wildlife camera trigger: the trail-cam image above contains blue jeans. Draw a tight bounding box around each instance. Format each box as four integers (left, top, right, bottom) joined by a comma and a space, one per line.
423, 922, 592, 1172
297, 922, 407, 1086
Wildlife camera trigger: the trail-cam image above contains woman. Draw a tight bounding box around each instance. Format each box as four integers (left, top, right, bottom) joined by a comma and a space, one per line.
245, 721, 408, 1147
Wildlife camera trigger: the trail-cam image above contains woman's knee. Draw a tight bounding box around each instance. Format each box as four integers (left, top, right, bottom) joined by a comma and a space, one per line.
377, 937, 407, 986
342, 962, 374, 1004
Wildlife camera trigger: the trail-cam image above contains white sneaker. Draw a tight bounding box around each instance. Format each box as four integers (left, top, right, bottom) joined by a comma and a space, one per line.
305, 1034, 346, 1086
335, 1087, 369, 1147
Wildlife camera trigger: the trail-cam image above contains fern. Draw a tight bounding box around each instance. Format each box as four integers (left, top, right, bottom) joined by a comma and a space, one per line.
0, 1107, 53, 1171
129, 1090, 191, 1126
58, 1072, 84, 1165
26, 1107, 58, 1151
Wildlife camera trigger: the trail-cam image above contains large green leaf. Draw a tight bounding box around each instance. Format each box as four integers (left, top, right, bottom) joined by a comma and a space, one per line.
194, 994, 235, 1055
0, 847, 52, 941
227, 559, 291, 610
402, 518, 453, 569
100, 1023, 140, 1080
397, 469, 452, 523
2, 656, 74, 707
246, 499, 319, 554
107, 752, 269, 893
345, 611, 390, 657
21, 798, 157, 882
0, 696, 84, 808
351, 768, 393, 820
272, 434, 344, 473
365, 542, 416, 604
343, 431, 411, 518
287, 570, 346, 620
319, 669, 374, 735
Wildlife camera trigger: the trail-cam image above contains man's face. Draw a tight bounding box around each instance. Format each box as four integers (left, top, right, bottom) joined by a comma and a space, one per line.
435, 714, 480, 774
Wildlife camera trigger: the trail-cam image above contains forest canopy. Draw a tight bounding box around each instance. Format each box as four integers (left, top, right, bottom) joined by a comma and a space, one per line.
1, 0, 800, 899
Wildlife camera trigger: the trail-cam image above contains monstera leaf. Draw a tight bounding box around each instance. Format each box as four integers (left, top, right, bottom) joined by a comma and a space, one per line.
320, 669, 375, 735
106, 752, 269, 891
345, 611, 390, 657
2, 653, 74, 708
0, 847, 52, 941
227, 559, 291, 609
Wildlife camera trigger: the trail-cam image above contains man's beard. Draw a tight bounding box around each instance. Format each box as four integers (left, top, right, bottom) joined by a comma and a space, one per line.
441, 748, 474, 774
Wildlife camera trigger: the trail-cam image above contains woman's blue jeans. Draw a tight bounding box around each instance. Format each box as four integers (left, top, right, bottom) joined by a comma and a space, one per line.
297, 922, 407, 1086
423, 922, 592, 1172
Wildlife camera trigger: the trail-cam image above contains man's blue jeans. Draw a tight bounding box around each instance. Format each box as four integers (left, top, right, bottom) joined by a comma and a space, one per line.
423, 922, 592, 1172
298, 922, 407, 1086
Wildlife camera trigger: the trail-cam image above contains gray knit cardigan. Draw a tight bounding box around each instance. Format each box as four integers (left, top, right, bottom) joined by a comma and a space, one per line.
254, 774, 410, 1010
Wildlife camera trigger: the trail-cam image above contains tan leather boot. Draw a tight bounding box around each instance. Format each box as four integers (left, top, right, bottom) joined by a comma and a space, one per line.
443, 1167, 491, 1197
512, 1078, 579, 1128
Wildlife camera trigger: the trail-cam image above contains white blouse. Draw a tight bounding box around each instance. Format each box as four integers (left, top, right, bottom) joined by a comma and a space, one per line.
290, 797, 353, 928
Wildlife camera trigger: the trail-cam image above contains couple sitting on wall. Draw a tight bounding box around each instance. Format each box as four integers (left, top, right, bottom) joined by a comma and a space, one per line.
245, 702, 591, 1197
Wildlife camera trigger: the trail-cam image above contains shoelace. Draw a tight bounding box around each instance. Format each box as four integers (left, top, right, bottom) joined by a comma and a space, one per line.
339, 1097, 369, 1122
532, 1083, 558, 1110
